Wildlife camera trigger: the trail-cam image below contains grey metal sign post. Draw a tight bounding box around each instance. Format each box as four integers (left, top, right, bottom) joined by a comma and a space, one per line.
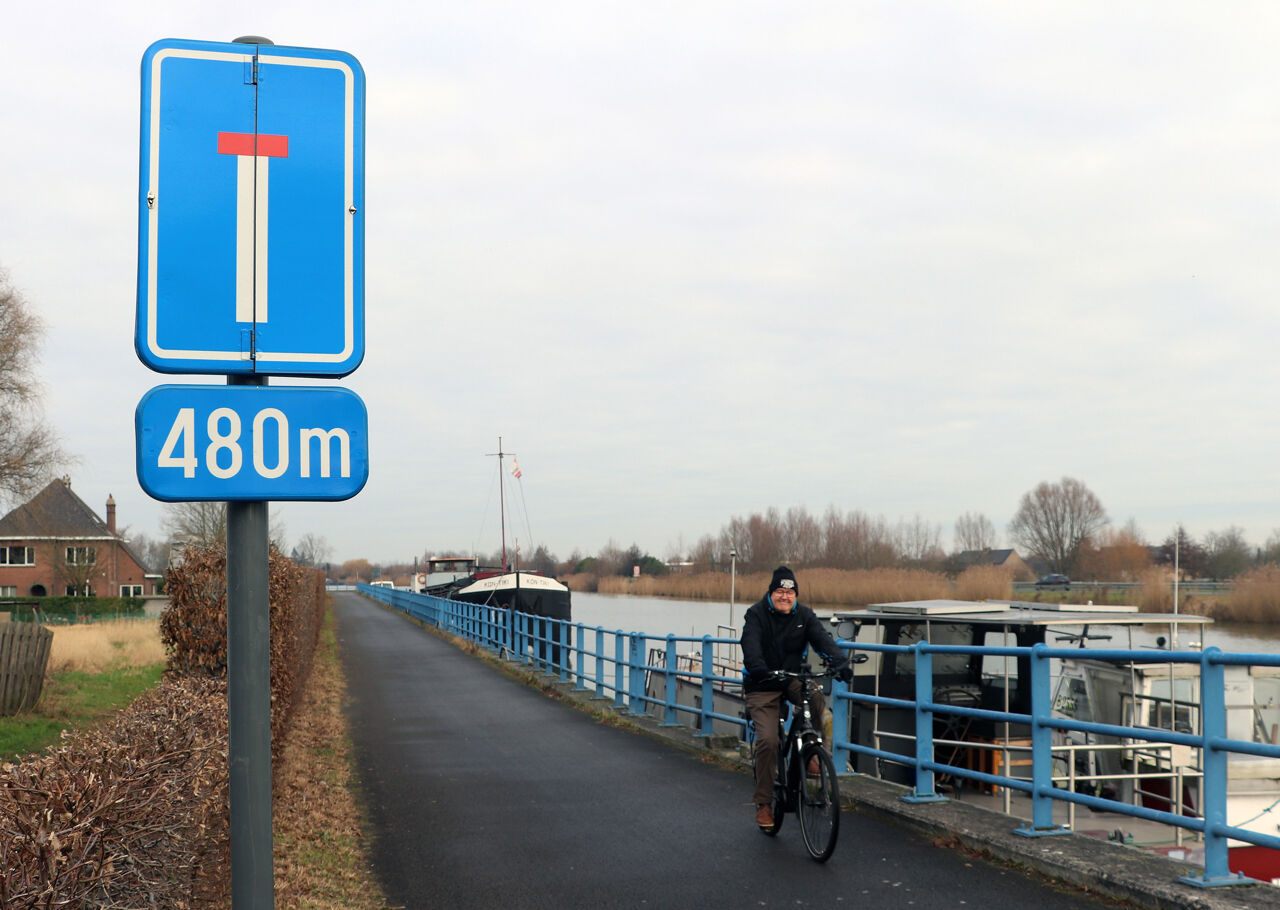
134, 35, 367, 910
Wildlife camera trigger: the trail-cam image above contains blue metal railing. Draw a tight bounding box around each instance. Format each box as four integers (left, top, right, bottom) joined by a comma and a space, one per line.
357, 585, 1280, 887
360, 584, 747, 737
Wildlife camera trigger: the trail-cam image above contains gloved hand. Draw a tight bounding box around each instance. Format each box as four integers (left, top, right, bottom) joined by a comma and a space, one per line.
768, 669, 790, 683
836, 664, 854, 684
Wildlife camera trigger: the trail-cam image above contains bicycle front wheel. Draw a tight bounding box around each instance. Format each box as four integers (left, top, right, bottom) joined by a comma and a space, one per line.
798, 746, 839, 862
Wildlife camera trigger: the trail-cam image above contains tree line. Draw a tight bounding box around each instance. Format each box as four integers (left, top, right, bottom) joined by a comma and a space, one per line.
338, 477, 1280, 585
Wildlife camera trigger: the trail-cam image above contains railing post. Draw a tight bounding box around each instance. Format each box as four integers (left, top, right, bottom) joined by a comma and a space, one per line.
613, 633, 626, 710
661, 636, 680, 726
573, 623, 589, 690
593, 628, 607, 699
1180, 648, 1244, 887
696, 636, 715, 737
558, 619, 570, 682
902, 642, 946, 803
627, 633, 646, 715
831, 671, 850, 774
1015, 643, 1069, 837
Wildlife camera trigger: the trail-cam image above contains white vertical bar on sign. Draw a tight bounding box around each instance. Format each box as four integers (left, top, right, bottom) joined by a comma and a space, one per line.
235, 155, 254, 323
255, 155, 269, 323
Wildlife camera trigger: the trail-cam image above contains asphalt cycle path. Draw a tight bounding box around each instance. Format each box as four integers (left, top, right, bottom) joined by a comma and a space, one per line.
334, 592, 1115, 909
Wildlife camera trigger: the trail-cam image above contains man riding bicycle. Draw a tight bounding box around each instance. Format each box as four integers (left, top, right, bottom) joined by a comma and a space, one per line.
740, 566, 852, 831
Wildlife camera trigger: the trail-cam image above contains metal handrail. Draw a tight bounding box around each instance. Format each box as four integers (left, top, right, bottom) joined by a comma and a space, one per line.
359, 584, 1280, 888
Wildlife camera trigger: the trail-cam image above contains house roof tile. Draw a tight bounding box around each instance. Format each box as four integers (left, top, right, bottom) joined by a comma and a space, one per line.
0, 477, 112, 539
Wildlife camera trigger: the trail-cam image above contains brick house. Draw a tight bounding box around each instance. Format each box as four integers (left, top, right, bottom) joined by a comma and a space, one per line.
954, 548, 1036, 582
0, 477, 152, 598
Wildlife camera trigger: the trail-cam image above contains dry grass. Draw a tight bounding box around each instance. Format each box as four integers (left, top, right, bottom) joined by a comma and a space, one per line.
46, 618, 166, 674
272, 609, 392, 910
1136, 567, 1174, 612
593, 567, 1011, 606
1222, 565, 1280, 623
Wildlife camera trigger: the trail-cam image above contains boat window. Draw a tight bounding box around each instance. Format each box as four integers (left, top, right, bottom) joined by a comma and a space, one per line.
1150, 702, 1195, 735
894, 623, 971, 679
980, 630, 1017, 681
1147, 677, 1196, 703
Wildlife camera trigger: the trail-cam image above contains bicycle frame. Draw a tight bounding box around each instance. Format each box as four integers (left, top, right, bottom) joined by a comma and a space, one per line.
777, 674, 825, 805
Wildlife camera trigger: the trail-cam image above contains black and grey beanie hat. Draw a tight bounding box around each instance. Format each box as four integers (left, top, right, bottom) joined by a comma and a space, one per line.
767, 566, 799, 598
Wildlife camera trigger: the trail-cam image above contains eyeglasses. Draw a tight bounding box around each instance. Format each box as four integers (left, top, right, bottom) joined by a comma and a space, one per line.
772, 589, 796, 598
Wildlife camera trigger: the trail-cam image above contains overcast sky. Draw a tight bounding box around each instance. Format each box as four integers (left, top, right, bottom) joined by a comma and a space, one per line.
5, 3, 1280, 566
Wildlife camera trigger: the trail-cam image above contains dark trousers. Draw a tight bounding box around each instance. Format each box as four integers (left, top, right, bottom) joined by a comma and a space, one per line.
746, 681, 825, 806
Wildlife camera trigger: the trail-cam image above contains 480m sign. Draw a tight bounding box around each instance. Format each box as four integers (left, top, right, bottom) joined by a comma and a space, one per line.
136, 385, 369, 501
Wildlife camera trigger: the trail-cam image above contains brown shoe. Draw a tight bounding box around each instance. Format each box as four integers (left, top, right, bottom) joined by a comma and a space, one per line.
755, 804, 774, 828
807, 757, 820, 777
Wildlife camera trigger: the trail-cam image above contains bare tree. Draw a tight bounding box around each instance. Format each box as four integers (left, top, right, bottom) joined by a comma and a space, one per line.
782, 506, 823, 566
290, 532, 333, 567
897, 514, 944, 567
125, 530, 172, 574
953, 512, 998, 553
0, 269, 68, 503
1007, 477, 1108, 575
161, 501, 286, 549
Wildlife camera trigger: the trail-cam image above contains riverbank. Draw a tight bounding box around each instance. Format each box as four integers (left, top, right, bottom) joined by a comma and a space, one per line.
560, 566, 1278, 624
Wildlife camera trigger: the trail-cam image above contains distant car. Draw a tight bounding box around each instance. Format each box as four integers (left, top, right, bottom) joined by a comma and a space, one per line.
1035, 574, 1070, 587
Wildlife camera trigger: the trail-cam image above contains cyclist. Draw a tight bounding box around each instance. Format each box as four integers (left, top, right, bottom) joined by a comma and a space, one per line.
741, 566, 852, 831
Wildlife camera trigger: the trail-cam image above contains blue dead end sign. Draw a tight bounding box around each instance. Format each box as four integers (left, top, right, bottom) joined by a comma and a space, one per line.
136, 38, 365, 376
136, 384, 369, 501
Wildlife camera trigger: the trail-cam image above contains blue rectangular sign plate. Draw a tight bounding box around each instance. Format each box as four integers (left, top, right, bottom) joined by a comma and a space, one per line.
136, 384, 369, 501
136, 38, 365, 376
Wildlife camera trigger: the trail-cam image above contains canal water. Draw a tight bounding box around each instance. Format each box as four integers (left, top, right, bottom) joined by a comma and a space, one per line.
570, 591, 1280, 654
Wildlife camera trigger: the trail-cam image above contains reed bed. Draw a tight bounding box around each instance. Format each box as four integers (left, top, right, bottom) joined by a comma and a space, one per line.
1136, 567, 1174, 613
1223, 565, 1280, 622
46, 618, 166, 674
588, 566, 1011, 608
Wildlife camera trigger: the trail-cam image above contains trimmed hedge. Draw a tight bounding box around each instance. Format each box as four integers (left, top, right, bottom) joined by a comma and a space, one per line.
5, 596, 146, 620
0, 544, 326, 908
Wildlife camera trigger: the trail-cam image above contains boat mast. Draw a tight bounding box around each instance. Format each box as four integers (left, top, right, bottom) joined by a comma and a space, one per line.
490, 436, 509, 572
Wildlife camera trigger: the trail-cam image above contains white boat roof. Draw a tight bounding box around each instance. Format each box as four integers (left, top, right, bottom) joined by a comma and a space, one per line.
456, 572, 569, 595
836, 599, 1213, 628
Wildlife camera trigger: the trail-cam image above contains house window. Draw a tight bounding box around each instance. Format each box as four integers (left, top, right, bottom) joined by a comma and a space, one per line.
65, 584, 93, 596
0, 546, 35, 566
121, 584, 143, 597
65, 546, 96, 566
0, 586, 16, 597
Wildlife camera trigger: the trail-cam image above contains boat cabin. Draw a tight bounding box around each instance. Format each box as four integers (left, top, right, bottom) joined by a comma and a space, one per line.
829, 599, 1213, 785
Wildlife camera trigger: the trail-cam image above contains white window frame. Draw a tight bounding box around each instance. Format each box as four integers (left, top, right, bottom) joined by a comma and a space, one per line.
65, 546, 97, 566
0, 546, 35, 566
121, 584, 144, 597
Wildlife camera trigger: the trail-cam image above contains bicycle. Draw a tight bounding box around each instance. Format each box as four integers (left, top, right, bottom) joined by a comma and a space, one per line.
757, 662, 859, 862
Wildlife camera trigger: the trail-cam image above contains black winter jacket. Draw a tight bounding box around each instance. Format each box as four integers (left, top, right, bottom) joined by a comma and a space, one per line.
739, 596, 846, 693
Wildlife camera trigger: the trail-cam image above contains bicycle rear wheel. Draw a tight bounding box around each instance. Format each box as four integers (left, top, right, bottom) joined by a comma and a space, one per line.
798, 746, 839, 861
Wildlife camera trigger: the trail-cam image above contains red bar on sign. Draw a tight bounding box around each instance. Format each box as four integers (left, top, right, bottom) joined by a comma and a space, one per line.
217, 132, 290, 157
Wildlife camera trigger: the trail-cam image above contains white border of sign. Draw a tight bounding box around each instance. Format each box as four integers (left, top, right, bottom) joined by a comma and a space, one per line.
141, 45, 359, 367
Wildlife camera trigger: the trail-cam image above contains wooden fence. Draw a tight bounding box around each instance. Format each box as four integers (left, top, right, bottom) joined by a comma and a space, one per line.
0, 622, 53, 715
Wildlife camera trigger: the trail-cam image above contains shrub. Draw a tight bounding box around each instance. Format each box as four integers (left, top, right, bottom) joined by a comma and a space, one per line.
0, 676, 229, 908
0, 545, 327, 908
162, 544, 325, 748
8, 596, 145, 620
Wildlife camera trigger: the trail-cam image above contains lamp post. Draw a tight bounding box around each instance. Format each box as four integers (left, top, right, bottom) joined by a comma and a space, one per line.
729, 548, 738, 629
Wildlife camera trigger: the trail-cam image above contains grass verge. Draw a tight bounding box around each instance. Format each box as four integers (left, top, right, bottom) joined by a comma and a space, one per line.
272, 604, 393, 910
0, 662, 165, 762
